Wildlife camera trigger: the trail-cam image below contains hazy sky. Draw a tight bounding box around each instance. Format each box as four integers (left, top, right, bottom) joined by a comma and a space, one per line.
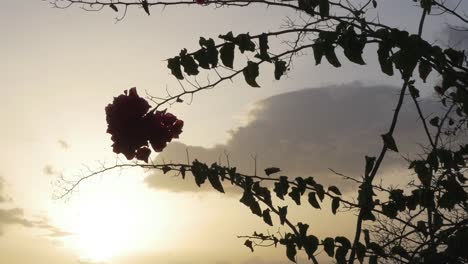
1, 0, 467, 264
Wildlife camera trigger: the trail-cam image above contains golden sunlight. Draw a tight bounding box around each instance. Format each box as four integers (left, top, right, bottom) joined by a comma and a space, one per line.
50, 172, 182, 263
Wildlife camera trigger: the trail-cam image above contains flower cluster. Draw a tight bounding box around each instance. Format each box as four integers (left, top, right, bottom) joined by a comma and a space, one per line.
105, 87, 183, 162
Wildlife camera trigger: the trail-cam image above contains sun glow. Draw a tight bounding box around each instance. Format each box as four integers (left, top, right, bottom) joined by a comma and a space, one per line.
51, 172, 180, 263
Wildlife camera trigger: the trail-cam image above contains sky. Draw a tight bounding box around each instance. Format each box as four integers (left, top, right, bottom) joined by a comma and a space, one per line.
1, 0, 467, 264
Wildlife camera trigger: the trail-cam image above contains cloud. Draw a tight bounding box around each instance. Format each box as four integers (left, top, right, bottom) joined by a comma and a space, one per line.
145, 83, 447, 193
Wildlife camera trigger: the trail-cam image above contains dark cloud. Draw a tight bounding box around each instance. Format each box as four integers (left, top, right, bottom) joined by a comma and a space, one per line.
146, 83, 447, 193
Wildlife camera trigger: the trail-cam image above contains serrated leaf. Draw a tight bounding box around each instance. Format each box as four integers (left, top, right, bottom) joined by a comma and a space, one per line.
331, 197, 340, 214
258, 33, 270, 61
308, 192, 321, 209
235, 33, 256, 53
220, 42, 235, 68
328, 186, 342, 195
324, 45, 341, 67
265, 167, 281, 176
243, 61, 260, 87
262, 208, 273, 226
322, 237, 335, 257
180, 50, 199, 76
381, 133, 399, 152
207, 169, 224, 193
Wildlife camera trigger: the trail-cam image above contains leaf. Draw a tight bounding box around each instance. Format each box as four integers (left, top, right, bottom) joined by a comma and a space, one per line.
322, 237, 335, 257
194, 38, 218, 69
243, 61, 260, 87
334, 236, 351, 249
356, 242, 366, 263
339, 27, 366, 65
109, 3, 118, 12
365, 156, 376, 177
191, 160, 208, 187
274, 60, 287, 80
258, 33, 270, 61
328, 186, 342, 196
219, 42, 235, 68
244, 239, 254, 252
278, 206, 288, 225
391, 245, 410, 259
315, 184, 325, 201
262, 209, 273, 226
418, 59, 432, 82
429, 116, 439, 127
240, 190, 262, 217
288, 187, 302, 205
162, 165, 171, 174
381, 133, 398, 152
235, 33, 256, 53
368, 242, 386, 257
264, 167, 280, 176
377, 41, 394, 76
444, 48, 465, 66
207, 169, 224, 193
324, 45, 342, 67
286, 242, 297, 262
409, 83, 420, 98
298, 222, 309, 237
363, 229, 370, 246
318, 0, 330, 17
141, 0, 150, 15
308, 192, 321, 209
312, 43, 324, 65
303, 235, 319, 259
331, 197, 340, 214
167, 57, 184, 80
369, 255, 378, 264
180, 49, 199, 76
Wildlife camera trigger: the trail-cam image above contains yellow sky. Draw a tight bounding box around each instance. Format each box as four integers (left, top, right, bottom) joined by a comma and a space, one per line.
1, 0, 463, 263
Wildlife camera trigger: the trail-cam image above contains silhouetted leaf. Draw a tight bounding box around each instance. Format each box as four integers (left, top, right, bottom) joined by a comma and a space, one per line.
288, 187, 302, 205
315, 184, 325, 201
429, 116, 439, 127
363, 229, 370, 246
318, 0, 329, 17
445, 48, 465, 66
339, 27, 366, 65
322, 237, 335, 257
167, 57, 184, 80
409, 83, 420, 98
298, 0, 318, 15
141, 0, 150, 15
308, 192, 321, 209
240, 190, 262, 217
331, 197, 340, 214
324, 45, 341, 67
368, 242, 385, 257
244, 239, 254, 252
109, 3, 118, 12
328, 186, 342, 196
243, 61, 260, 87
356, 242, 366, 263
258, 33, 270, 61
278, 206, 288, 225
391, 245, 410, 259
369, 255, 378, 264
382, 133, 398, 152
235, 33, 256, 53
162, 165, 171, 174
274, 60, 287, 80
220, 42, 235, 68
286, 241, 297, 262
262, 209, 273, 226
180, 49, 199, 76
180, 166, 186, 179
418, 59, 432, 82
192, 160, 208, 186
194, 37, 218, 69
335, 236, 351, 249
377, 41, 394, 76
265, 167, 281, 176
303, 235, 319, 259
208, 169, 224, 193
